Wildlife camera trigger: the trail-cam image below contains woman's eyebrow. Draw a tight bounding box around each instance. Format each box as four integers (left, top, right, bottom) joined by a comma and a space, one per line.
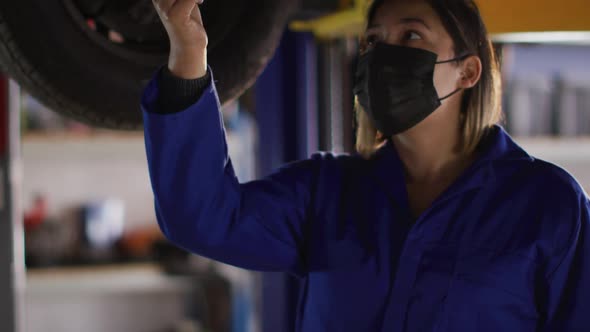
399, 17, 431, 30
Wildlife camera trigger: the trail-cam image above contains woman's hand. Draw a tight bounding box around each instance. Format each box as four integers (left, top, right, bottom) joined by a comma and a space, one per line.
152, 0, 208, 79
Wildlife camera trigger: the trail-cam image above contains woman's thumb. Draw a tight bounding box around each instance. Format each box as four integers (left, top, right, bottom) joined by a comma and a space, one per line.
190, 2, 204, 26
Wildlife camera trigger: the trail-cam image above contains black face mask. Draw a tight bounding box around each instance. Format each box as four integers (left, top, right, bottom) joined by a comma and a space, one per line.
353, 42, 467, 136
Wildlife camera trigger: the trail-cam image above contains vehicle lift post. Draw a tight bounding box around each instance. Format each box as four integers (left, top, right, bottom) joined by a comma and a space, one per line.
0, 73, 26, 332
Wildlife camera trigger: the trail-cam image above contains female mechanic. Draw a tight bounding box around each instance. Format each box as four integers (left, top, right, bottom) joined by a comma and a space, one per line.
143, 0, 590, 330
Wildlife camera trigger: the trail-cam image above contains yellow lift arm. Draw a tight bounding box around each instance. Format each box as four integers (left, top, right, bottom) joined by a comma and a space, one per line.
291, 0, 590, 40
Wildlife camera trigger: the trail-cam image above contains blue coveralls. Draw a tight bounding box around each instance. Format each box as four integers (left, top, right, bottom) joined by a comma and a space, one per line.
141, 69, 590, 332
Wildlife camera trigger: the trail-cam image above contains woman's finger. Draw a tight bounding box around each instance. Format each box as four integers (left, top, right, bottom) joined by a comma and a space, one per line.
152, 0, 177, 19
168, 0, 197, 21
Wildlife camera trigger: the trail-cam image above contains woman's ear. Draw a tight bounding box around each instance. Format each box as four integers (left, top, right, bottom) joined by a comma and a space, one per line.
459, 55, 482, 89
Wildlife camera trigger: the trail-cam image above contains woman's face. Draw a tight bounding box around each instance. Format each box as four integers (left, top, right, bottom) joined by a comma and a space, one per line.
363, 0, 464, 134
364, 0, 456, 59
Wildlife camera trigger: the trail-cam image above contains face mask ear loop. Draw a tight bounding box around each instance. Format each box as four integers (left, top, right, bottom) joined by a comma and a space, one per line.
435, 53, 472, 65
436, 53, 471, 101
438, 87, 463, 101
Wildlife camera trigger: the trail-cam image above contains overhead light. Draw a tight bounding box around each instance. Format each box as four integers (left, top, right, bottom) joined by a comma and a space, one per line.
492, 31, 590, 45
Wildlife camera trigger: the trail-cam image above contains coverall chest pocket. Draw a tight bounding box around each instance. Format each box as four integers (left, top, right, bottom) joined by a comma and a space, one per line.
403, 244, 459, 332
439, 249, 540, 332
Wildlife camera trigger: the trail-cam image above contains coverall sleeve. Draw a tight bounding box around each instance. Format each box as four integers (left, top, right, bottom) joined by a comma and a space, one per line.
140, 69, 315, 277
543, 195, 590, 331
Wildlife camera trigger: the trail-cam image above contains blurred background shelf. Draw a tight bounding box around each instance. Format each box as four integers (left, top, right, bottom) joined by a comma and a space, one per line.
26, 263, 203, 332
20, 95, 259, 332
27, 262, 193, 294
22, 131, 144, 143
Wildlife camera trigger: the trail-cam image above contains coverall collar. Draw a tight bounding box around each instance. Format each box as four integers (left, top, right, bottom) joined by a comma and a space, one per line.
369, 125, 534, 210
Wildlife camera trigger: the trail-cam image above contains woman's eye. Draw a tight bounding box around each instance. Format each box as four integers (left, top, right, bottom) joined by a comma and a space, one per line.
404, 31, 422, 41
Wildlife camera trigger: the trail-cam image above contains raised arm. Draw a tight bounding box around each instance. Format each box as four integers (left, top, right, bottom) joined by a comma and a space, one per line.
142, 0, 317, 277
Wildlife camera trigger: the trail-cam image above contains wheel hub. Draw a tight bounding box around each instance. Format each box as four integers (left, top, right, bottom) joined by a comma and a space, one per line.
63, 0, 168, 58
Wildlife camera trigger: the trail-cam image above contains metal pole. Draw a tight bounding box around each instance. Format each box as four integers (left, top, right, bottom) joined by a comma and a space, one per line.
0, 74, 25, 332
255, 30, 319, 332
318, 39, 354, 153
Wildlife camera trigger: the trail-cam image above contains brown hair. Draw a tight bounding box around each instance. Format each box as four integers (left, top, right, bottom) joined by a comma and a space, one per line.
355, 0, 502, 158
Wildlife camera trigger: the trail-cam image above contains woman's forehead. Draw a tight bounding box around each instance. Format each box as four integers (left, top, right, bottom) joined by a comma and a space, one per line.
371, 0, 438, 27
